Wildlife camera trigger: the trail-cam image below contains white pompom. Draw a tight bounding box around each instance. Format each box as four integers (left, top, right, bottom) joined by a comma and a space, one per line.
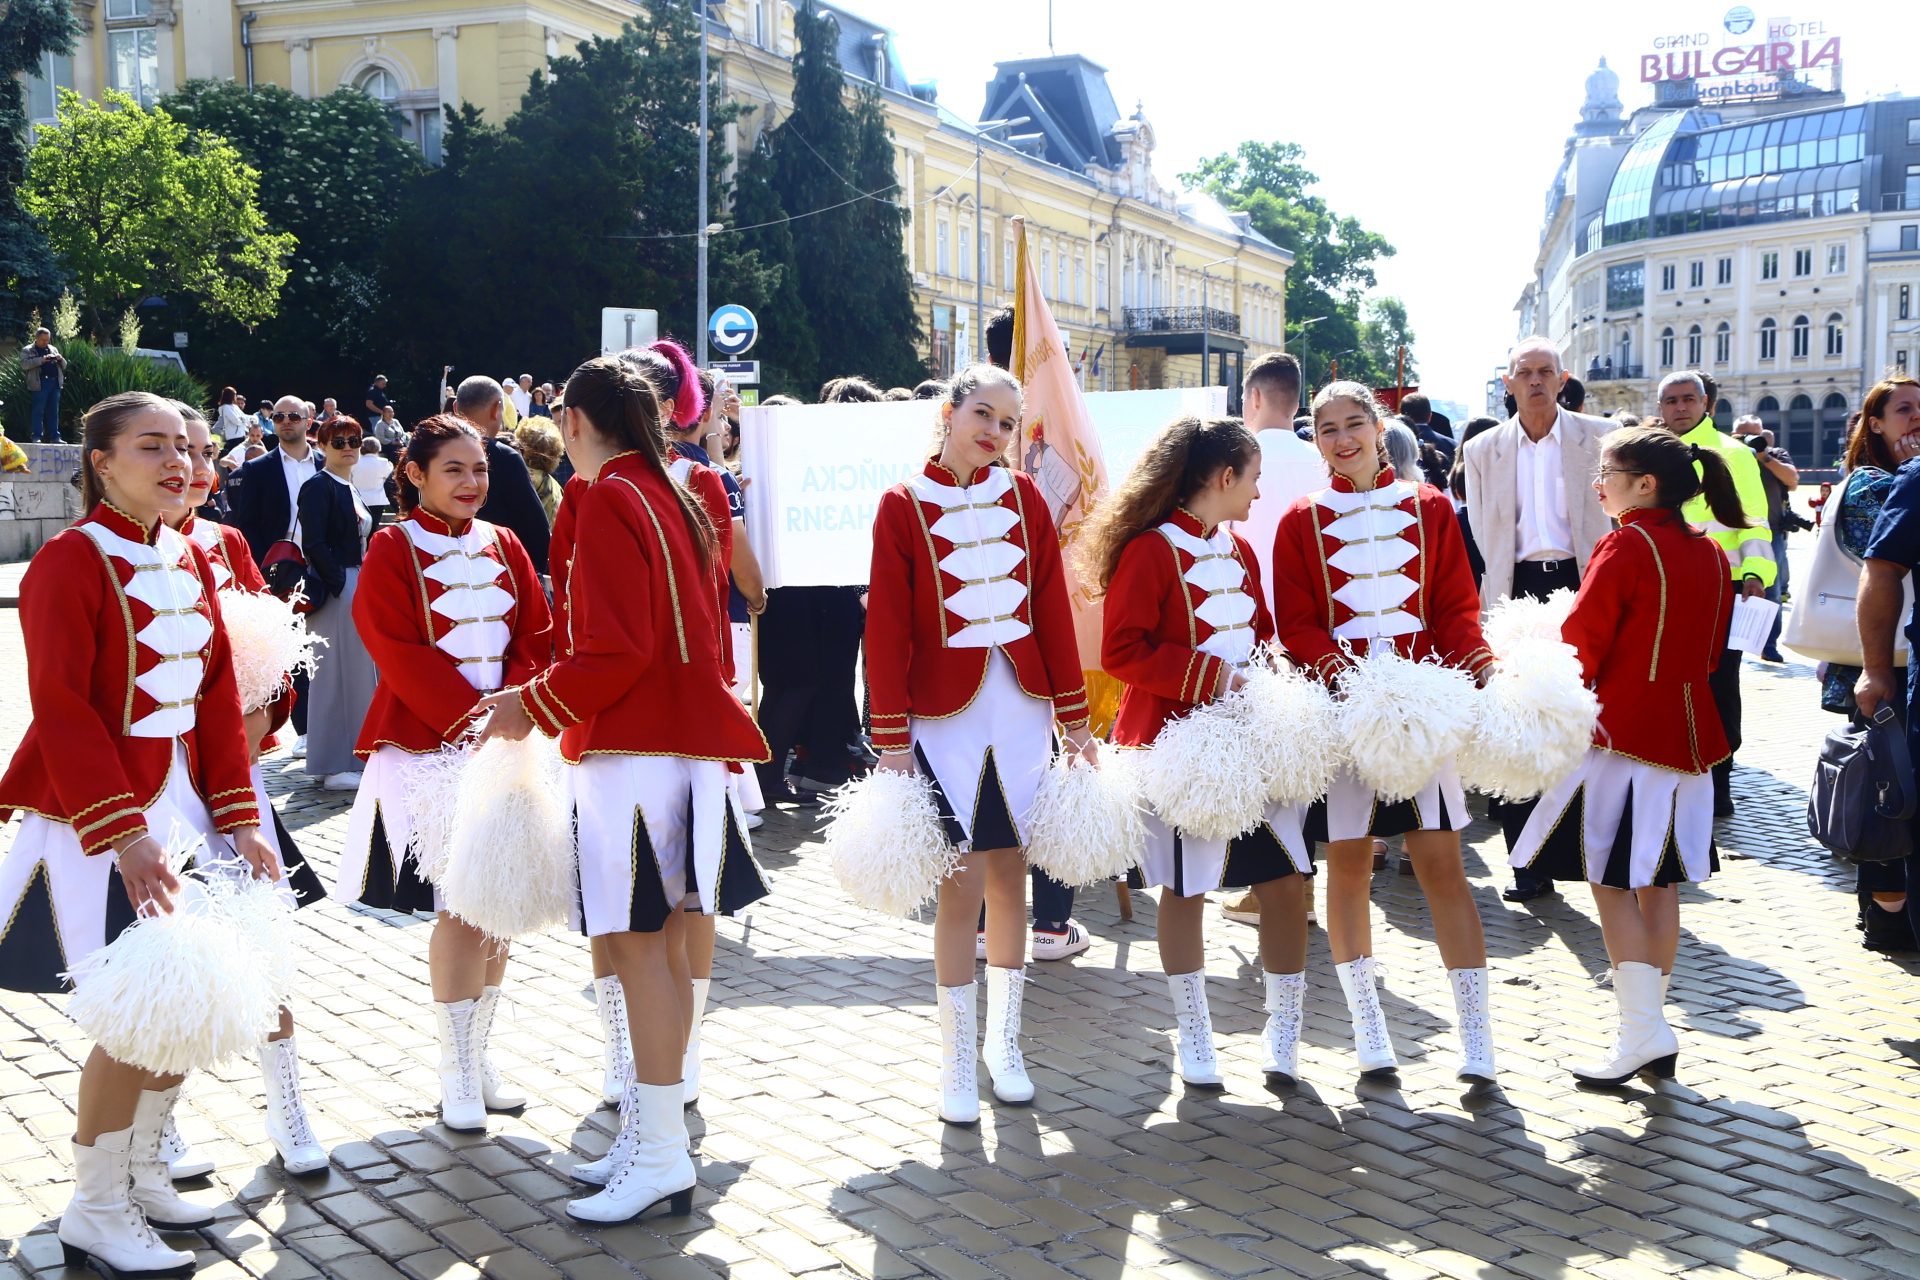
1481, 588, 1577, 654
1025, 752, 1145, 887
1240, 661, 1347, 806
1337, 647, 1481, 802
1458, 637, 1599, 801
442, 737, 574, 940
1135, 690, 1271, 841
822, 769, 958, 917
400, 746, 470, 883
65, 874, 285, 1075
203, 864, 302, 1006
217, 589, 323, 714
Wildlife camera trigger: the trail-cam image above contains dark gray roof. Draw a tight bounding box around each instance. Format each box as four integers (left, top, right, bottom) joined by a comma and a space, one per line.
815, 2, 910, 92
979, 55, 1126, 173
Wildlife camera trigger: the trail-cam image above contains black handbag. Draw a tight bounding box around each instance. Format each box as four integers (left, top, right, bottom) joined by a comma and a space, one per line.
1809, 704, 1918, 863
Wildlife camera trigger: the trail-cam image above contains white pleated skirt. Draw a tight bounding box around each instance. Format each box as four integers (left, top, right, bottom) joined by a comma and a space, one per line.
336, 744, 445, 914
1509, 747, 1716, 889
729, 622, 765, 814
1135, 798, 1313, 897
1307, 762, 1469, 844
0, 740, 223, 993
569, 753, 768, 936
910, 650, 1053, 852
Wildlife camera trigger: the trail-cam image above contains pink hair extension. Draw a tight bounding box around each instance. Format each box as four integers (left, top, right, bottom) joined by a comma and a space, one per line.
650, 339, 705, 428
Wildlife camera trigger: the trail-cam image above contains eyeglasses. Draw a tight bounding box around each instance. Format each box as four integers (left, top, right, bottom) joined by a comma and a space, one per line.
1595, 466, 1646, 478
327, 435, 363, 451
271, 412, 308, 424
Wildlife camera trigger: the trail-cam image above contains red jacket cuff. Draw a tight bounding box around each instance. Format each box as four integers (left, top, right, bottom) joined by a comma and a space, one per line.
1052, 686, 1090, 729
521, 678, 575, 738
870, 711, 911, 753
78, 807, 146, 856
1179, 653, 1225, 704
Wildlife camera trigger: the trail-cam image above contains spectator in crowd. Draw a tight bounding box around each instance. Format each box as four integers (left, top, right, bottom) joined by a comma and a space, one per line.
985, 306, 1014, 369
1464, 339, 1612, 901
1655, 371, 1773, 816
526, 385, 553, 418
1400, 393, 1457, 474
882, 387, 913, 401
1732, 415, 1799, 662
760, 394, 800, 407
352, 437, 395, 529
300, 415, 379, 790
314, 398, 340, 430
363, 374, 392, 423
516, 420, 565, 526
1557, 377, 1587, 412
1821, 380, 1920, 950
371, 403, 406, 455
912, 380, 949, 400
454, 376, 551, 574
516, 375, 537, 420
216, 386, 251, 445
19, 327, 64, 443
818, 376, 883, 403
220, 416, 266, 470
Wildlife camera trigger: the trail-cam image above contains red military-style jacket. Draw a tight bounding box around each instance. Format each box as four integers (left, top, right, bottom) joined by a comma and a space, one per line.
1272, 467, 1494, 684
866, 462, 1089, 753
669, 447, 737, 682
1561, 507, 1733, 774
352, 509, 551, 756
0, 503, 259, 852
181, 515, 267, 593
520, 452, 768, 765
1102, 508, 1275, 747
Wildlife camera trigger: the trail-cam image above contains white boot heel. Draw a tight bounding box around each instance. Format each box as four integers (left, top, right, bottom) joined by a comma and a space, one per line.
1572, 962, 1678, 1085
60, 1128, 196, 1278
127, 1088, 216, 1229
1260, 972, 1307, 1082
935, 983, 980, 1124
1336, 956, 1399, 1076
261, 1037, 330, 1173
1166, 970, 1222, 1086
1448, 967, 1497, 1083
434, 999, 487, 1132
593, 975, 633, 1107
566, 1082, 697, 1224
682, 977, 710, 1106
474, 985, 526, 1111
982, 967, 1035, 1104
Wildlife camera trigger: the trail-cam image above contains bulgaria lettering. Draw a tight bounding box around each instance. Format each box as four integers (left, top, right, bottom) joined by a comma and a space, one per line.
1640, 37, 1840, 82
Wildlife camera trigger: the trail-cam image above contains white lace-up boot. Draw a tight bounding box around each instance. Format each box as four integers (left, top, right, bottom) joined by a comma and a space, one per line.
126, 1088, 216, 1229
473, 985, 526, 1111
60, 1128, 196, 1278
935, 983, 980, 1124
981, 967, 1034, 1103
1571, 962, 1679, 1085
593, 975, 633, 1107
1260, 972, 1307, 1082
565, 1082, 696, 1224
260, 1036, 329, 1173
1335, 956, 1399, 1076
682, 977, 711, 1106
434, 999, 487, 1132
1166, 970, 1222, 1086
1449, 967, 1497, 1082
157, 1110, 214, 1180
572, 1085, 634, 1186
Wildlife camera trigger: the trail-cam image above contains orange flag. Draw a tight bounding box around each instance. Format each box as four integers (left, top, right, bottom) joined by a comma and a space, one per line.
1010, 218, 1122, 735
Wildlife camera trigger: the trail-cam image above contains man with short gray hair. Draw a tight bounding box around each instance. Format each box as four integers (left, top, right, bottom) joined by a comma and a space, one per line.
20, 327, 64, 442
453, 375, 551, 573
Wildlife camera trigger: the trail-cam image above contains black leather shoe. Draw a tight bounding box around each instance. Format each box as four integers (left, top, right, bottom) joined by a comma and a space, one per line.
762, 780, 820, 808
1713, 796, 1736, 818
1861, 898, 1917, 952
1503, 882, 1554, 903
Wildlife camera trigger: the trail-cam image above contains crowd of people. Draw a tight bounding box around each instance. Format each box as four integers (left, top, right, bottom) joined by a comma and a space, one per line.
4, 308, 1918, 1273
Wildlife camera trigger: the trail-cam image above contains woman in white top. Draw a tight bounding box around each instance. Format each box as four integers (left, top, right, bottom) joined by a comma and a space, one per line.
351, 438, 395, 529
215, 387, 252, 444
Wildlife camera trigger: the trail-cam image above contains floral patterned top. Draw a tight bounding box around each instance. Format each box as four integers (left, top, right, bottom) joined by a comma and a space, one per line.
1822, 466, 1898, 715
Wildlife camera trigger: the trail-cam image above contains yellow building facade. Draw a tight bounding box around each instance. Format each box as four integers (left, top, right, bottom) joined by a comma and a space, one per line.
28, 0, 1290, 392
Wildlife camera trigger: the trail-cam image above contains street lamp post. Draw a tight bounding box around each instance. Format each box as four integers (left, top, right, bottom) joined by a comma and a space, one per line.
1293, 315, 1329, 391
1196, 254, 1233, 392
971, 117, 1029, 366
697, 0, 712, 366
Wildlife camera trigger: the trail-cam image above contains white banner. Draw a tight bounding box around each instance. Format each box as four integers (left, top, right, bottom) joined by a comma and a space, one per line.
741, 386, 1228, 589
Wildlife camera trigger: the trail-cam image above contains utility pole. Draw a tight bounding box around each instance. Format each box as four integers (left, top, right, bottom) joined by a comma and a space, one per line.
1293, 314, 1328, 391
1197, 255, 1232, 392
697, 0, 711, 367
972, 117, 1029, 366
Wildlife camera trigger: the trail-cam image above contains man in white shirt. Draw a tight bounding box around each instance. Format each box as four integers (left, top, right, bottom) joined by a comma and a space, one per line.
1462, 338, 1612, 901
1232, 352, 1324, 610
509, 374, 533, 420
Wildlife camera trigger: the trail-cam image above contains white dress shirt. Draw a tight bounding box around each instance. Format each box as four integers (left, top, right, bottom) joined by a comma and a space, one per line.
1514, 416, 1574, 562
1232, 428, 1328, 610
280, 445, 315, 542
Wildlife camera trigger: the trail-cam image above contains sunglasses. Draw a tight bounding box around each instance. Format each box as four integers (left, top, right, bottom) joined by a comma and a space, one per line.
328, 435, 363, 450
271, 412, 308, 424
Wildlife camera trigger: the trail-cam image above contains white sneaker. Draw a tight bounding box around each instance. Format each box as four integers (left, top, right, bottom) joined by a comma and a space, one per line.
321, 771, 362, 791
290, 735, 307, 757
742, 812, 763, 831
1031, 920, 1090, 961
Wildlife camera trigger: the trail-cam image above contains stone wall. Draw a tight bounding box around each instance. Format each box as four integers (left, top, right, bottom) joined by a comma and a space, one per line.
0, 443, 82, 562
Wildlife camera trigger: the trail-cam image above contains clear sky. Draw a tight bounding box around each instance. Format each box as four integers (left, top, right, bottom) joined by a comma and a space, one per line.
843, 0, 1910, 411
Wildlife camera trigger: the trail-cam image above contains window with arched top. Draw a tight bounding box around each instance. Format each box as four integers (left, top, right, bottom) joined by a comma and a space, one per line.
1826, 312, 1845, 357
1686, 324, 1702, 366
1714, 321, 1731, 364
1756, 394, 1781, 438
1787, 392, 1816, 461
1791, 314, 1811, 358
1759, 317, 1777, 361
1660, 327, 1675, 367
1820, 392, 1849, 466
356, 67, 399, 103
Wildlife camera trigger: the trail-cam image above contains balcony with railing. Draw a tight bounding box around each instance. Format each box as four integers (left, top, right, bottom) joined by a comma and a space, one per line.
1882, 193, 1920, 211
1585, 364, 1645, 381
1124, 307, 1242, 336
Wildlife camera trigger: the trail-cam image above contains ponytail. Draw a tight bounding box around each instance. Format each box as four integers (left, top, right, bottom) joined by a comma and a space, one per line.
1690, 444, 1750, 530
563, 356, 716, 569
1601, 425, 1750, 531
615, 340, 705, 429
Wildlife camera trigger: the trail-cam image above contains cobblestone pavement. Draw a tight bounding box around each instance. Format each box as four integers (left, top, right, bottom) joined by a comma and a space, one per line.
3, 608, 1920, 1280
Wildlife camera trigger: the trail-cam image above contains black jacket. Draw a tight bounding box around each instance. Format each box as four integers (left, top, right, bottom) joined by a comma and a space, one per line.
298, 471, 366, 608
229, 444, 321, 565
478, 436, 551, 573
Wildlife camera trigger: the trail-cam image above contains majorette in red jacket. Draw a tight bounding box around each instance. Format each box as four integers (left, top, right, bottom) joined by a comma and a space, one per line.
1561, 507, 1732, 774
352, 509, 552, 756
182, 515, 267, 593
669, 446, 737, 681
1102, 508, 1275, 747
865, 462, 1089, 753
1271, 467, 1493, 684
0, 503, 259, 852
519, 452, 769, 765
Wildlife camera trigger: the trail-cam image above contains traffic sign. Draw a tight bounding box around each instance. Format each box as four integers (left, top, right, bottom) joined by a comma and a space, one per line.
601, 308, 657, 356
708, 360, 760, 385
707, 304, 758, 358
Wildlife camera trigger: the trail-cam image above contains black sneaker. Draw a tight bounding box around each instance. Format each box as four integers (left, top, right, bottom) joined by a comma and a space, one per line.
762, 779, 820, 808
1861, 897, 1917, 952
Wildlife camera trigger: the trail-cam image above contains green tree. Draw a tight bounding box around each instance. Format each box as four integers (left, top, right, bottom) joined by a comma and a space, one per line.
732, 131, 818, 398
0, 0, 78, 337
23, 90, 294, 340
376, 0, 777, 409
155, 81, 424, 400
1181, 140, 1397, 389
1359, 296, 1417, 387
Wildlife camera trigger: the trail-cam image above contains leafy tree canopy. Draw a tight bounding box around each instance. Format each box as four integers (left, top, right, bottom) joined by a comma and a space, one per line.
1359, 295, 1417, 386
0, 0, 76, 337
23, 89, 294, 339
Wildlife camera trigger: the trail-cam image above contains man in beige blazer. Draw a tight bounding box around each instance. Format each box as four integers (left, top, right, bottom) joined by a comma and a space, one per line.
1462, 337, 1614, 901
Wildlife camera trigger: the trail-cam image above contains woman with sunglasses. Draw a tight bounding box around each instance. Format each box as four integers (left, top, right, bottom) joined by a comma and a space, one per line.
300, 417, 380, 789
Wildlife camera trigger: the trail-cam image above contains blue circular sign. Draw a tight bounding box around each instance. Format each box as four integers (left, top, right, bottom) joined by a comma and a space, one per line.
707, 304, 758, 357
1724, 6, 1754, 34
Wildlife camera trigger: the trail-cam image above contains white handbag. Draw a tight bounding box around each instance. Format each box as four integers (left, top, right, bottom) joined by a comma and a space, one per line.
1781, 480, 1912, 666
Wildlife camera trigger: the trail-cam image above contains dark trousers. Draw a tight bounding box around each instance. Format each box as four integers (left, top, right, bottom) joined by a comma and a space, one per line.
29, 383, 60, 442
978, 868, 1076, 931
754, 586, 865, 792
1763, 530, 1788, 656
290, 668, 310, 737
1503, 560, 1581, 889
1708, 643, 1743, 804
